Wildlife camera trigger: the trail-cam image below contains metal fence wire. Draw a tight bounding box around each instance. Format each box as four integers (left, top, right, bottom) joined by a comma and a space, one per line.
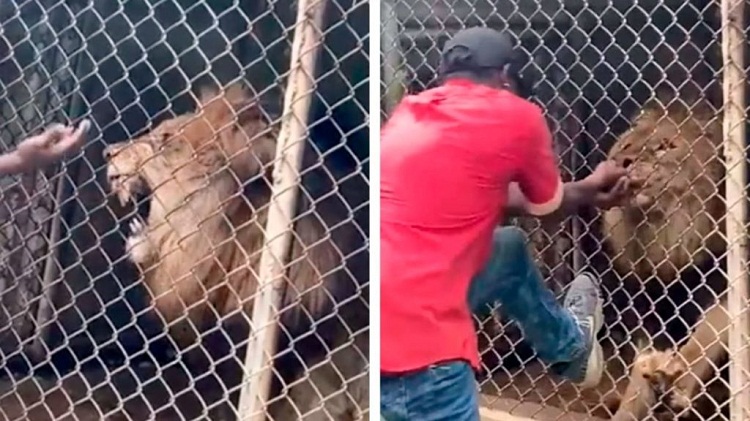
0, 0, 369, 420
381, 0, 748, 420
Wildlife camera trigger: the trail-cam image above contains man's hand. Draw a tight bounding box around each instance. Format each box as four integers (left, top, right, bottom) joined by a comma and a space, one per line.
585, 161, 632, 210
585, 160, 627, 191
594, 176, 631, 209
14, 119, 90, 171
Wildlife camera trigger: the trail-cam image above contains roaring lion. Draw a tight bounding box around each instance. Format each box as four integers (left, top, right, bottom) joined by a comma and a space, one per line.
102, 83, 366, 415
601, 94, 728, 419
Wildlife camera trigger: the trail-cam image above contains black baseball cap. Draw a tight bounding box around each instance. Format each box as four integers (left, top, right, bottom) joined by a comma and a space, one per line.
439, 27, 532, 97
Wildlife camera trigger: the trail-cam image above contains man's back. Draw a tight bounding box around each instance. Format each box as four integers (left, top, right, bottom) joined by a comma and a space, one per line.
380, 79, 563, 373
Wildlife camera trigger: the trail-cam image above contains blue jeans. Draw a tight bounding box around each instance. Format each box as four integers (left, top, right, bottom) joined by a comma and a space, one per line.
380, 361, 479, 421
380, 226, 585, 420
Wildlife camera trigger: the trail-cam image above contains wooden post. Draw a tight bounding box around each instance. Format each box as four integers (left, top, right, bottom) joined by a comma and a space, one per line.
721, 0, 748, 419
235, 0, 327, 419
381, 0, 405, 117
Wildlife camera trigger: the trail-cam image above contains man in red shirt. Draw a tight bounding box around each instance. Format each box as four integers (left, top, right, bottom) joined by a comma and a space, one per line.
380, 27, 631, 420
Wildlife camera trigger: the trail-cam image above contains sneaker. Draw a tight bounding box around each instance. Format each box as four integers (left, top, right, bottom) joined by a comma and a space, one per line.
557, 271, 604, 389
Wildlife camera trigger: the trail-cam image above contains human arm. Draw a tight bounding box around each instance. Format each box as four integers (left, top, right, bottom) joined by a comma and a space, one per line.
509, 106, 629, 220
0, 153, 24, 175
506, 166, 630, 220
0, 120, 90, 175
506, 180, 601, 219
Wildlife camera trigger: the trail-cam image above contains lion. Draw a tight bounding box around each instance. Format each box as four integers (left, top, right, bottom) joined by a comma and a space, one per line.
600, 93, 729, 420
102, 82, 366, 416
602, 94, 724, 284
600, 93, 725, 344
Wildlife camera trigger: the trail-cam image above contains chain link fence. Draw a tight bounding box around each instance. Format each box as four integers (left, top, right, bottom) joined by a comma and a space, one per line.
0, 0, 368, 419
381, 0, 748, 419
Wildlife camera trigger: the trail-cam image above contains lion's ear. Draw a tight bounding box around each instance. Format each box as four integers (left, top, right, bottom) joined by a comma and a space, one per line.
197, 82, 260, 125
194, 81, 225, 117
222, 83, 263, 123
195, 86, 210, 101
222, 83, 249, 104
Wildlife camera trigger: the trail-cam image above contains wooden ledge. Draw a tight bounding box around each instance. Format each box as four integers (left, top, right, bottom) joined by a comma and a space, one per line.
479, 395, 607, 421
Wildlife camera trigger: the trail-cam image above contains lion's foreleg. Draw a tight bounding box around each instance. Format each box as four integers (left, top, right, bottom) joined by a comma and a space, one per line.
672, 296, 728, 407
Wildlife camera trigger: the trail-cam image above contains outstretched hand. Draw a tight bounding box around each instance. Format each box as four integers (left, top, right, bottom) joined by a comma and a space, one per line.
14, 119, 90, 171
585, 161, 633, 210
594, 175, 632, 209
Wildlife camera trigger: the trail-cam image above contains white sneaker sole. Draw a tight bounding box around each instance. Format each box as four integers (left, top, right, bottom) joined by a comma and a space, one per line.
577, 293, 604, 389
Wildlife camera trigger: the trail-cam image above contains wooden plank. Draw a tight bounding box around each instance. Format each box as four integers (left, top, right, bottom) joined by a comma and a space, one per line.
480, 407, 535, 421
479, 395, 607, 421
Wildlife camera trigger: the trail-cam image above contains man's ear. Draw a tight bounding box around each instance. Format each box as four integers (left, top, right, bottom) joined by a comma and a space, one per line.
503, 62, 533, 99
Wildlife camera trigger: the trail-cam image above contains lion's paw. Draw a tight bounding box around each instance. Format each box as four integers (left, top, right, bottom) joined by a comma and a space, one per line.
635, 350, 690, 414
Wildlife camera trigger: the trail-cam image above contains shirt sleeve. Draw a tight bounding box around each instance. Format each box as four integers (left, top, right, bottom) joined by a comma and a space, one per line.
515, 106, 564, 216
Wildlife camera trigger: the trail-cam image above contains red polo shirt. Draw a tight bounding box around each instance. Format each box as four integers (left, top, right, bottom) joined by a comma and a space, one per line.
380, 79, 564, 373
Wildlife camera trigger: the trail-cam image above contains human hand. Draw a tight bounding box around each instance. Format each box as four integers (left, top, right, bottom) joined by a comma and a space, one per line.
583, 161, 632, 210
594, 175, 632, 209
585, 160, 627, 191
14, 119, 90, 171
